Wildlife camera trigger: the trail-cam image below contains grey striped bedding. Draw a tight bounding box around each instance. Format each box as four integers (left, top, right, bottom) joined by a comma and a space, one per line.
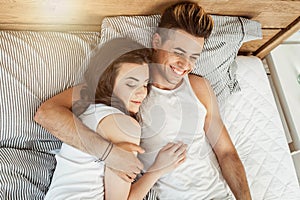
0, 31, 100, 199
0, 14, 261, 199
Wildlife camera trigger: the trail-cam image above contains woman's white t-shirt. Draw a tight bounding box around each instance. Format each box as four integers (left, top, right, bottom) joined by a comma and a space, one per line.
45, 104, 123, 200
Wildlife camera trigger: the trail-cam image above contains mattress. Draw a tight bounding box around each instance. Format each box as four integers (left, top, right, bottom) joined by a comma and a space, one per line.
220, 56, 300, 199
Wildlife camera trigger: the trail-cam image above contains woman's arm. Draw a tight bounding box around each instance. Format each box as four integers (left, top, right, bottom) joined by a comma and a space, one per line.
98, 114, 187, 200
98, 114, 142, 200
34, 86, 144, 180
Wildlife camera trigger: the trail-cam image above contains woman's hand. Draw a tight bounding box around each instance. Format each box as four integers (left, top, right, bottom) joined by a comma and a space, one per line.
148, 142, 187, 175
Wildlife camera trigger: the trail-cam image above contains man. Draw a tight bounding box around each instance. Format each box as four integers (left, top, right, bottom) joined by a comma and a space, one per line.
35, 1, 251, 199
137, 2, 251, 199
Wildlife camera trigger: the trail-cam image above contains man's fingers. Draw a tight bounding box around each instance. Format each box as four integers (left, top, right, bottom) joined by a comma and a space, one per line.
131, 166, 142, 174
127, 143, 145, 154
126, 172, 137, 180
120, 173, 135, 183
135, 160, 144, 172
113, 169, 135, 183
116, 142, 145, 154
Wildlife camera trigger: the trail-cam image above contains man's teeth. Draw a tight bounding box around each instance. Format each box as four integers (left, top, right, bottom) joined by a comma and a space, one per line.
171, 66, 185, 75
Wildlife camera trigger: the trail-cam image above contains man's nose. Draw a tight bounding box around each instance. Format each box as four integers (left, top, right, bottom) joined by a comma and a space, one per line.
178, 56, 192, 70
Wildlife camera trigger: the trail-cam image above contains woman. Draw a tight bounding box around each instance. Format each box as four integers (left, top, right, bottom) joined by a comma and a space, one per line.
45, 38, 187, 200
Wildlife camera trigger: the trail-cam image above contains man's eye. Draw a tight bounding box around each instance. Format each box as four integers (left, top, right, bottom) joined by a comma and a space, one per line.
174, 52, 184, 56
190, 57, 198, 61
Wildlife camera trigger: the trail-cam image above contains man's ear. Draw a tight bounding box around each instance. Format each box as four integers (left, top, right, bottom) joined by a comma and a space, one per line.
152, 33, 162, 50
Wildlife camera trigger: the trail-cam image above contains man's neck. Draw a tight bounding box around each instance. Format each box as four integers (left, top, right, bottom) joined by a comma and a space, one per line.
150, 65, 184, 90
150, 79, 183, 90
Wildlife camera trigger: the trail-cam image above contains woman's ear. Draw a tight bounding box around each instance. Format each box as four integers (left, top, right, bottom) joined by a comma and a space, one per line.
152, 33, 162, 50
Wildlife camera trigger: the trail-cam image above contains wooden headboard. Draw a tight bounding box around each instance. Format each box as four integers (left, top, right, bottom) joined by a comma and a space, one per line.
1, 0, 299, 58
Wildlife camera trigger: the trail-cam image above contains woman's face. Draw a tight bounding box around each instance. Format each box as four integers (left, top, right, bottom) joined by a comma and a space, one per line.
113, 62, 149, 114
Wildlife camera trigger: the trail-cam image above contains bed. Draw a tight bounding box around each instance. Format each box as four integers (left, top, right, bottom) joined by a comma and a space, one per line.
0, 0, 300, 199
221, 56, 300, 199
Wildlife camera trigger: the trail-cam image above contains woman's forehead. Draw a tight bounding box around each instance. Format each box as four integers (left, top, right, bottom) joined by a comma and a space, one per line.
117, 63, 149, 80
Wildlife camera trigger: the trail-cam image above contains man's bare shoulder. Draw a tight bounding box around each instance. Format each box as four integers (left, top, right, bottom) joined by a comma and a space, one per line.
188, 74, 212, 104
188, 74, 209, 86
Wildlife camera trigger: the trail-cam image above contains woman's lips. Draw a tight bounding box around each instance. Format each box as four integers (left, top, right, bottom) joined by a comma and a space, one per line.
131, 100, 142, 105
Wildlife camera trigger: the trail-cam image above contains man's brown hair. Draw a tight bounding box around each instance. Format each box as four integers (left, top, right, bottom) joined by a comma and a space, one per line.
158, 1, 213, 39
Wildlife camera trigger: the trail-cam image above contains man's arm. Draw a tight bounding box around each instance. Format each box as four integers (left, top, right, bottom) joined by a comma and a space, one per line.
189, 74, 251, 200
34, 85, 144, 177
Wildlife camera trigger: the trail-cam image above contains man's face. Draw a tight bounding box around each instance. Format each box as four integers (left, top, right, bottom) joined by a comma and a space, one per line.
152, 29, 204, 89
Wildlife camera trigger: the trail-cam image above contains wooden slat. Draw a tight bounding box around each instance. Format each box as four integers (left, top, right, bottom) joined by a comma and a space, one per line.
0, 0, 299, 54
0, 0, 299, 27
252, 13, 299, 29
255, 17, 300, 59
0, 24, 101, 32
239, 29, 281, 53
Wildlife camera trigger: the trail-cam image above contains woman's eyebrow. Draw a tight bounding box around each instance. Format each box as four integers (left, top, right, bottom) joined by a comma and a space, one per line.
126, 77, 139, 82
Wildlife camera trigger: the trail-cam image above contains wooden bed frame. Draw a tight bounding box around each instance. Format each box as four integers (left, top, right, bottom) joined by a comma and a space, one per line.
1, 0, 299, 58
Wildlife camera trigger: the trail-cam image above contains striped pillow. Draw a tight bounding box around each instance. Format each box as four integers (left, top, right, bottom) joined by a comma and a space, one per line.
100, 15, 262, 104
0, 31, 100, 198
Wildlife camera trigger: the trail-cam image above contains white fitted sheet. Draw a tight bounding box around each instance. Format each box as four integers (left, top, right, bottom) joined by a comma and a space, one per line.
220, 56, 300, 199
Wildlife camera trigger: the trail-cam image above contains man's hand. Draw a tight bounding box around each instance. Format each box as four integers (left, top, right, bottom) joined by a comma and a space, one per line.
105, 142, 145, 182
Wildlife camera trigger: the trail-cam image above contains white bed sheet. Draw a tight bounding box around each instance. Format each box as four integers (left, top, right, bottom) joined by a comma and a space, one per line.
220, 56, 300, 199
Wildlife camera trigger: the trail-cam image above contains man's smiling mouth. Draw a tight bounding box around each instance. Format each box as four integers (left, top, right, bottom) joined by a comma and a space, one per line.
170, 65, 186, 76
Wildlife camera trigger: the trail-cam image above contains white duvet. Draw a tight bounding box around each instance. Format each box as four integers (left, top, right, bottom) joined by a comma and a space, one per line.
220, 56, 300, 199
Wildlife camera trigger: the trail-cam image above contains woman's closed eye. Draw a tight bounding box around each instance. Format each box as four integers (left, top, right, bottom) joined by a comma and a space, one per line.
126, 83, 137, 88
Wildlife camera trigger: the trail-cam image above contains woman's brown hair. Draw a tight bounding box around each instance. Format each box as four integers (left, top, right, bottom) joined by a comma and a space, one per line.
73, 38, 152, 117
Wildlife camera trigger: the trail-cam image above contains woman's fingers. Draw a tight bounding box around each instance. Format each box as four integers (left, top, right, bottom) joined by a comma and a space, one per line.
167, 142, 183, 153
174, 144, 187, 156
177, 156, 186, 165
159, 142, 175, 151
177, 149, 187, 161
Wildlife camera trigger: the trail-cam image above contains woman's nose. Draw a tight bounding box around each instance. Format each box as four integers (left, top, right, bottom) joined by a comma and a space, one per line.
135, 86, 147, 98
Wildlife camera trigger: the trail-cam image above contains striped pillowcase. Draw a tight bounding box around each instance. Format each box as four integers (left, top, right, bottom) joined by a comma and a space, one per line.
100, 15, 262, 104
0, 31, 100, 198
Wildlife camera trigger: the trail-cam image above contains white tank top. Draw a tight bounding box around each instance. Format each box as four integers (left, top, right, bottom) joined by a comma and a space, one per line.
139, 75, 233, 200
45, 104, 123, 200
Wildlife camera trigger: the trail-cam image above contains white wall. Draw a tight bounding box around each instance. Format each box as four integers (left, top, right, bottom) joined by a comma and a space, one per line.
268, 30, 300, 150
